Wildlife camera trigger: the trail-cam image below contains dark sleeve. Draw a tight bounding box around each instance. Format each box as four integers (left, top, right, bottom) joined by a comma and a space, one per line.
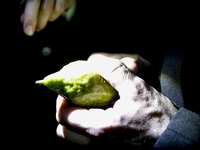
153, 107, 200, 149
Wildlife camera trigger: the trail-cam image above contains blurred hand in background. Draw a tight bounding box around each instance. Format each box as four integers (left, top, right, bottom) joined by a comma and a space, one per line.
20, 0, 76, 36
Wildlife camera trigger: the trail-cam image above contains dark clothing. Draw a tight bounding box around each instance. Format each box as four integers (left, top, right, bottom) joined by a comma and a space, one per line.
154, 50, 200, 149
154, 108, 200, 149
160, 50, 186, 108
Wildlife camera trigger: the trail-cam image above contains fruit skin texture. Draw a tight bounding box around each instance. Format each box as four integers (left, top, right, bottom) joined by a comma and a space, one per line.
38, 61, 118, 108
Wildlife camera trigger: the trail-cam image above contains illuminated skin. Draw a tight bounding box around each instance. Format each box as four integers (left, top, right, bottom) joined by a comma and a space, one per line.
20, 0, 76, 36
56, 54, 178, 146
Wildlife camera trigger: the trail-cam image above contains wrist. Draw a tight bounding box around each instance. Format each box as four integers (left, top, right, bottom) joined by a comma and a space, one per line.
146, 88, 179, 140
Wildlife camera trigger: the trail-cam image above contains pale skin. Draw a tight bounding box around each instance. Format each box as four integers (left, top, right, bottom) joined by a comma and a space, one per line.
56, 54, 178, 146
20, 0, 76, 36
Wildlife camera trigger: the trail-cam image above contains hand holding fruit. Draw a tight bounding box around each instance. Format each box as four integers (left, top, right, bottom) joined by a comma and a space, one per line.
36, 53, 150, 108
55, 54, 178, 146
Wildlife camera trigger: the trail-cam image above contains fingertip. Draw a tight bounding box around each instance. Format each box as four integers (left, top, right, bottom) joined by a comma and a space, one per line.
56, 124, 66, 139
24, 25, 34, 36
56, 95, 68, 112
48, 16, 57, 22
56, 95, 68, 123
22, 0, 41, 36
35, 18, 48, 32
56, 124, 91, 145
35, 26, 44, 32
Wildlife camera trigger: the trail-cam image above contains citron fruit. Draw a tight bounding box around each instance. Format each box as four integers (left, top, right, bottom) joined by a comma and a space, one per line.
36, 61, 117, 108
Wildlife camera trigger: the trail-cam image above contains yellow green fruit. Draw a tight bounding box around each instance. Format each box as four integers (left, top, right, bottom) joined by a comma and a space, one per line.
36, 61, 117, 108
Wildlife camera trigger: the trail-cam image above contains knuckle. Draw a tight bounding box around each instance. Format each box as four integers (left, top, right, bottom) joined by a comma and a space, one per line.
121, 57, 139, 74
134, 76, 145, 86
54, 2, 65, 13
111, 60, 130, 77
27, 0, 39, 2
86, 127, 104, 137
42, 0, 54, 13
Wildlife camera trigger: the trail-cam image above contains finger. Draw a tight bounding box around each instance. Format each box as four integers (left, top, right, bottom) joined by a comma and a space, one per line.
88, 54, 147, 100
56, 124, 91, 145
120, 57, 139, 75
88, 52, 138, 60
58, 106, 119, 137
23, 0, 41, 36
88, 53, 151, 76
88, 54, 135, 92
49, 0, 67, 22
56, 95, 68, 123
36, 0, 55, 32
88, 53, 139, 74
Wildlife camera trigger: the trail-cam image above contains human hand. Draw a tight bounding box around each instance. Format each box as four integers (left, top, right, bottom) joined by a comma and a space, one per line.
88, 52, 151, 77
56, 54, 178, 147
20, 0, 76, 36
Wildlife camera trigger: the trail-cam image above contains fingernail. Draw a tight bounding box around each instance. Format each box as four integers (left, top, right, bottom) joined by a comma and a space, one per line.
24, 25, 34, 36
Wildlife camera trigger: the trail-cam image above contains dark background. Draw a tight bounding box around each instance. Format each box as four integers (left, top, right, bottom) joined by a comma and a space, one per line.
8, 1, 198, 149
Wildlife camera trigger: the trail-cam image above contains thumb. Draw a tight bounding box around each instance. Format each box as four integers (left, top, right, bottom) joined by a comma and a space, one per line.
88, 54, 136, 99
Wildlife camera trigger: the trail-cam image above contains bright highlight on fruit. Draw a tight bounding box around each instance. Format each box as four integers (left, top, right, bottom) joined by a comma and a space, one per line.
36, 61, 118, 108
